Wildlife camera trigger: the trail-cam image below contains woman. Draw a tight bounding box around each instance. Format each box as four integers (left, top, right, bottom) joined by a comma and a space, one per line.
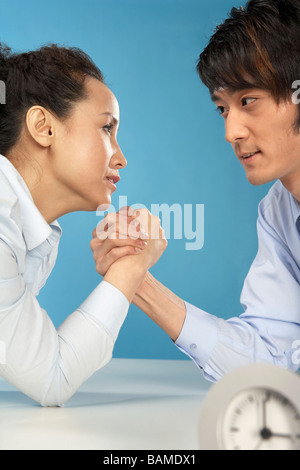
0, 43, 167, 406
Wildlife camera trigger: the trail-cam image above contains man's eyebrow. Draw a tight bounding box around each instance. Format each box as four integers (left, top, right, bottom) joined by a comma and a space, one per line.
98, 112, 119, 125
211, 86, 263, 103
211, 89, 234, 102
211, 93, 222, 103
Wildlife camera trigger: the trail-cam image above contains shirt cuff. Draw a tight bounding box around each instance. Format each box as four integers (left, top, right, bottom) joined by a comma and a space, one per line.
77, 280, 129, 341
175, 301, 219, 368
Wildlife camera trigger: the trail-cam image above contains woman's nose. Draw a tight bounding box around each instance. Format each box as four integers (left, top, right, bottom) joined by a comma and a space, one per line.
111, 143, 127, 169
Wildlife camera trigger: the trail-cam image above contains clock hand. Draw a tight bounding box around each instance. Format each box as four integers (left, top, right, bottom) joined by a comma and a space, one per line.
262, 392, 271, 428
258, 391, 271, 438
270, 432, 300, 439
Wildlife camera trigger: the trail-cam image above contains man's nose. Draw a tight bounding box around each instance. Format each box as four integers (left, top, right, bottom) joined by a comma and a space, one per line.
225, 110, 250, 144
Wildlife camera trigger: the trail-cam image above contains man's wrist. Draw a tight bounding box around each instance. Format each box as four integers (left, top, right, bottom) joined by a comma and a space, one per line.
135, 270, 152, 296
133, 272, 186, 341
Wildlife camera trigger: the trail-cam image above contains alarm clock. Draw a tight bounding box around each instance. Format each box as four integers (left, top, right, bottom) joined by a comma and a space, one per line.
198, 363, 300, 450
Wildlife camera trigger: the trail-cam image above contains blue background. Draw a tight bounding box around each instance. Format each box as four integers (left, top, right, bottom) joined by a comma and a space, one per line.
0, 0, 272, 360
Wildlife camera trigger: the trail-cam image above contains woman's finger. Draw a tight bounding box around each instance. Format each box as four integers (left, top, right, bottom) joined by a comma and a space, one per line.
91, 234, 147, 260
95, 245, 143, 276
95, 214, 148, 241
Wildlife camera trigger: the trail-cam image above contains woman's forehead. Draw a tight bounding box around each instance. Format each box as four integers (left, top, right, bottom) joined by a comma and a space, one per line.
84, 77, 119, 115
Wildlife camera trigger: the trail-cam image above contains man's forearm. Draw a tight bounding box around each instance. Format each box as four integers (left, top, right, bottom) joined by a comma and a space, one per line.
133, 272, 186, 341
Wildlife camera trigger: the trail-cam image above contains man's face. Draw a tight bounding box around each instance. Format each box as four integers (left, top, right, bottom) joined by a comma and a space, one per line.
212, 88, 300, 195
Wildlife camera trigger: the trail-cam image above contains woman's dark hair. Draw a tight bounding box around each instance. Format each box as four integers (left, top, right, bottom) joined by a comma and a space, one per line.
197, 0, 300, 127
0, 43, 105, 156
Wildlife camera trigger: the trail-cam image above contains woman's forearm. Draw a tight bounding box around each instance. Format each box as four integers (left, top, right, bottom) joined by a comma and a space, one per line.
133, 272, 186, 341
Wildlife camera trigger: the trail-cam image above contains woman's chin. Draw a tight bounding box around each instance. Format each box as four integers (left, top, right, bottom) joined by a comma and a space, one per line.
94, 195, 112, 212
96, 201, 111, 211
77, 199, 110, 213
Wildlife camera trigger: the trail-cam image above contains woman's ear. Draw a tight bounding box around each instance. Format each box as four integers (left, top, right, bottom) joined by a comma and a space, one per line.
25, 106, 54, 148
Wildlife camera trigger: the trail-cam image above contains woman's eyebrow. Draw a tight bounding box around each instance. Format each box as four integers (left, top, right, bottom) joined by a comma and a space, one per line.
98, 112, 119, 126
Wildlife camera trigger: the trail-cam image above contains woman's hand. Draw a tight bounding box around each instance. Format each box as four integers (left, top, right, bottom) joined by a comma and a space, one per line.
131, 208, 168, 270
90, 207, 167, 303
90, 207, 148, 276
90, 206, 167, 277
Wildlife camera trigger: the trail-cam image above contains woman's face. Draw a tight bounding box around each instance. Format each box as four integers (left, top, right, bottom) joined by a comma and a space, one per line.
52, 77, 127, 211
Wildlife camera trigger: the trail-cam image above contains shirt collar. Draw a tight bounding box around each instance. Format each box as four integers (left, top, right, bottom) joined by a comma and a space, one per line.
290, 191, 300, 226
0, 154, 62, 251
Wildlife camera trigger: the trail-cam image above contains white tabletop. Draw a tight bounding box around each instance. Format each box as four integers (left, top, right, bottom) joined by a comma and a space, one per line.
0, 358, 212, 450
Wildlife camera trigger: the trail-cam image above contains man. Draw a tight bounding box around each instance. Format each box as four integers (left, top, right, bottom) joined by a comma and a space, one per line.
91, 0, 300, 382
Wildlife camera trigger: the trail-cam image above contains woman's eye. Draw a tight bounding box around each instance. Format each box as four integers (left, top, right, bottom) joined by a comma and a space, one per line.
103, 124, 113, 135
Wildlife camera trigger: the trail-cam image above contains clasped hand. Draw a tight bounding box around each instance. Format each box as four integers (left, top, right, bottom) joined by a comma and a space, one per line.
90, 207, 167, 276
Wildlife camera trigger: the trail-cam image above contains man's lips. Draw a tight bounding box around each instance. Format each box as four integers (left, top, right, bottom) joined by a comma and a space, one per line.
238, 150, 261, 161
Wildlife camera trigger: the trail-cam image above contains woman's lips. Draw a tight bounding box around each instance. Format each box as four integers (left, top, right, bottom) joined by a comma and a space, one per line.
105, 175, 120, 190
106, 175, 120, 184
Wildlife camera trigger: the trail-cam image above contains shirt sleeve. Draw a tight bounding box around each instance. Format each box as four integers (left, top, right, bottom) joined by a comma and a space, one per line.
175, 201, 300, 382
0, 240, 129, 406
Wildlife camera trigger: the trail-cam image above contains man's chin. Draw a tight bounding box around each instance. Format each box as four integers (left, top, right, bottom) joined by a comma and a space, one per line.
246, 171, 276, 187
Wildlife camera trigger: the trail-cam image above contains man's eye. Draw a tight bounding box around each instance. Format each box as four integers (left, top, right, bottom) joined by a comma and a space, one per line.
242, 97, 256, 106
216, 106, 226, 115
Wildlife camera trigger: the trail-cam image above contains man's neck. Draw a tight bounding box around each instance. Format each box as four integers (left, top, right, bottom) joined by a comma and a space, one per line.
280, 174, 300, 203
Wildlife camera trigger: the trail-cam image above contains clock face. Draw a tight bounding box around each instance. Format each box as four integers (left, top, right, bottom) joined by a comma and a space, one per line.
219, 388, 300, 450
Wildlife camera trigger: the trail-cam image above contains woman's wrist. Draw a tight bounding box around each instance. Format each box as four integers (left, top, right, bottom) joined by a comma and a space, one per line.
103, 255, 150, 304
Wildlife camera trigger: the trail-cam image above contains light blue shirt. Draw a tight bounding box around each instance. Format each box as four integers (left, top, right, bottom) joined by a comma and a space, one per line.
0, 155, 129, 406
176, 180, 300, 382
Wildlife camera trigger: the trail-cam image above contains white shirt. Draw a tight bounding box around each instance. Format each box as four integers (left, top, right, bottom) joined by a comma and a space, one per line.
176, 180, 300, 381
0, 155, 129, 406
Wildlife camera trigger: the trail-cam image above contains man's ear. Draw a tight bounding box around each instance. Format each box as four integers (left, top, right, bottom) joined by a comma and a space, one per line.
25, 106, 55, 147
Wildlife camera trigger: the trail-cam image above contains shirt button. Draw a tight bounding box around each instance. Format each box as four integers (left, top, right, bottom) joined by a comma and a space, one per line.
190, 343, 197, 350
